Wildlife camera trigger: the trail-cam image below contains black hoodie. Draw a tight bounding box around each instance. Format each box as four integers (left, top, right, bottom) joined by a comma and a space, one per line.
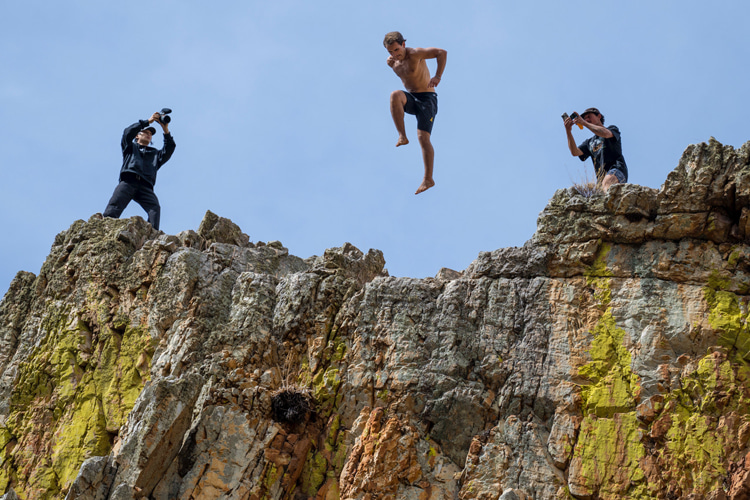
119, 119, 176, 187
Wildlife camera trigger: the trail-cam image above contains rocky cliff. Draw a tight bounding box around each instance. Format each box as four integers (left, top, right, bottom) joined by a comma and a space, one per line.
1, 138, 750, 500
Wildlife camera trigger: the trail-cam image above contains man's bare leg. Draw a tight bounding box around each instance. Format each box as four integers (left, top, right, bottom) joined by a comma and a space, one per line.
415, 130, 435, 194
390, 91, 409, 146
602, 173, 620, 191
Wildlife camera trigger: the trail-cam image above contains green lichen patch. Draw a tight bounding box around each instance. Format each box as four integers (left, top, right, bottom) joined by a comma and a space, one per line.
317, 333, 348, 368
556, 485, 576, 500
98, 325, 155, 430
572, 307, 647, 497
584, 242, 614, 279
703, 287, 750, 362
297, 355, 312, 387
0, 427, 14, 493
707, 271, 732, 292
24, 460, 60, 500
579, 310, 640, 418
330, 340, 347, 364
648, 352, 750, 497
665, 413, 727, 492
51, 381, 110, 488
312, 367, 343, 419
300, 450, 328, 497
324, 415, 348, 475
571, 412, 650, 499
727, 247, 742, 268
302, 329, 351, 428
0, 306, 155, 498
584, 243, 614, 308
264, 463, 279, 490
299, 415, 347, 498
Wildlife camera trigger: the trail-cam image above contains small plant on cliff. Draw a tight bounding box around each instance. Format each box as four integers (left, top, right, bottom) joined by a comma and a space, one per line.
271, 387, 313, 423
271, 352, 314, 424
570, 168, 602, 198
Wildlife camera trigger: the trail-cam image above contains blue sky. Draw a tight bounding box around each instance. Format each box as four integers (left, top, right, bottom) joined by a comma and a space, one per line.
2, 1, 748, 298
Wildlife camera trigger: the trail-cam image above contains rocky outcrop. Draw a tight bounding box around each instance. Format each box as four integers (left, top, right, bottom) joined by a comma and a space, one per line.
0, 138, 749, 499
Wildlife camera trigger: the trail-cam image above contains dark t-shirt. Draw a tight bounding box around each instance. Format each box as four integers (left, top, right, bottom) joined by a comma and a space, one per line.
578, 125, 628, 182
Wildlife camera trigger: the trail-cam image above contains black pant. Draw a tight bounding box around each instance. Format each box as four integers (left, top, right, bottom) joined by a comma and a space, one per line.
103, 175, 161, 230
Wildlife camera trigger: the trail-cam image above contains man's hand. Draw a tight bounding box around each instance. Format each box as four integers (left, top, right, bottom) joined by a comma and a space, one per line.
564, 116, 574, 132
429, 76, 441, 88
147, 111, 169, 134
387, 56, 395, 68
565, 116, 583, 157
576, 115, 613, 138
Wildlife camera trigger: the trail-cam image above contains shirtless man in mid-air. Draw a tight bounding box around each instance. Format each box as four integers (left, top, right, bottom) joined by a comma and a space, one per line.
384, 31, 447, 194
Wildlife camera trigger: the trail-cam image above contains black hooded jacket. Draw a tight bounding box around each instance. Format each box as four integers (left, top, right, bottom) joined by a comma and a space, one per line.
119, 120, 176, 187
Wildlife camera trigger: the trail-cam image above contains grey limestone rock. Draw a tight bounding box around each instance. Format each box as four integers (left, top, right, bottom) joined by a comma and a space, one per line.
1, 139, 750, 499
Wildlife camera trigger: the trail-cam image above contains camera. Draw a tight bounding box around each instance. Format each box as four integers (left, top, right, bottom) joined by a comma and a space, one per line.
157, 108, 172, 124
562, 112, 583, 129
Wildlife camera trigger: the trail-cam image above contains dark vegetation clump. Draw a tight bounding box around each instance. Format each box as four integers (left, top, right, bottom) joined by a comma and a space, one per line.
271, 387, 313, 424
570, 169, 602, 198
572, 180, 602, 198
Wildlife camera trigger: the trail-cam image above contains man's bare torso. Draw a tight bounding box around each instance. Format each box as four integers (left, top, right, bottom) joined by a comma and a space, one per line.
390, 47, 434, 94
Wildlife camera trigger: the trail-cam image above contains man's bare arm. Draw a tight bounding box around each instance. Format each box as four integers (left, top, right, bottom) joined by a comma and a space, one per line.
564, 117, 583, 156
412, 47, 447, 87
573, 116, 613, 138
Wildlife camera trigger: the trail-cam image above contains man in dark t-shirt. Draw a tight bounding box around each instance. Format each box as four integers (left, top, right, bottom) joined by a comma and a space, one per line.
564, 107, 627, 191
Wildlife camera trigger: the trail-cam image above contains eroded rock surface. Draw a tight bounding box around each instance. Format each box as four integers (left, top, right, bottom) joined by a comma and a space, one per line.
0, 139, 749, 499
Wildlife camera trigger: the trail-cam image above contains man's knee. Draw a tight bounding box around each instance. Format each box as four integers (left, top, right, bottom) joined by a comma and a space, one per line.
390, 90, 405, 105
602, 174, 620, 190
417, 130, 432, 146
140, 199, 160, 215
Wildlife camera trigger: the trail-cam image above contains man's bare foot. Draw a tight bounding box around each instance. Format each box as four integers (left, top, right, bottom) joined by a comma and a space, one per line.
396, 136, 409, 147
415, 178, 435, 194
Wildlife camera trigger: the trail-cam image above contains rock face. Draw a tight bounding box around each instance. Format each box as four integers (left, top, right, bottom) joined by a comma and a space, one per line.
1, 138, 749, 499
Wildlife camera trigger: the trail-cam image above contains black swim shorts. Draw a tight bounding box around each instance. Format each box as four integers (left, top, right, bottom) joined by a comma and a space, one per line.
402, 91, 438, 134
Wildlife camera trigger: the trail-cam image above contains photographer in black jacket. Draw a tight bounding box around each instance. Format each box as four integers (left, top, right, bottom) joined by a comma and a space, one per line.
103, 111, 176, 230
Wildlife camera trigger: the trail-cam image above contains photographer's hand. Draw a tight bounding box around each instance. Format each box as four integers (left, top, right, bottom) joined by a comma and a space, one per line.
579, 119, 613, 139
564, 116, 574, 132
148, 112, 161, 123
565, 118, 583, 157
159, 121, 170, 135
572, 115, 586, 130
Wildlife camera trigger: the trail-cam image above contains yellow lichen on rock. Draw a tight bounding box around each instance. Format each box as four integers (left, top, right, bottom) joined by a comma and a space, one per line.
0, 306, 154, 498
570, 308, 646, 498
